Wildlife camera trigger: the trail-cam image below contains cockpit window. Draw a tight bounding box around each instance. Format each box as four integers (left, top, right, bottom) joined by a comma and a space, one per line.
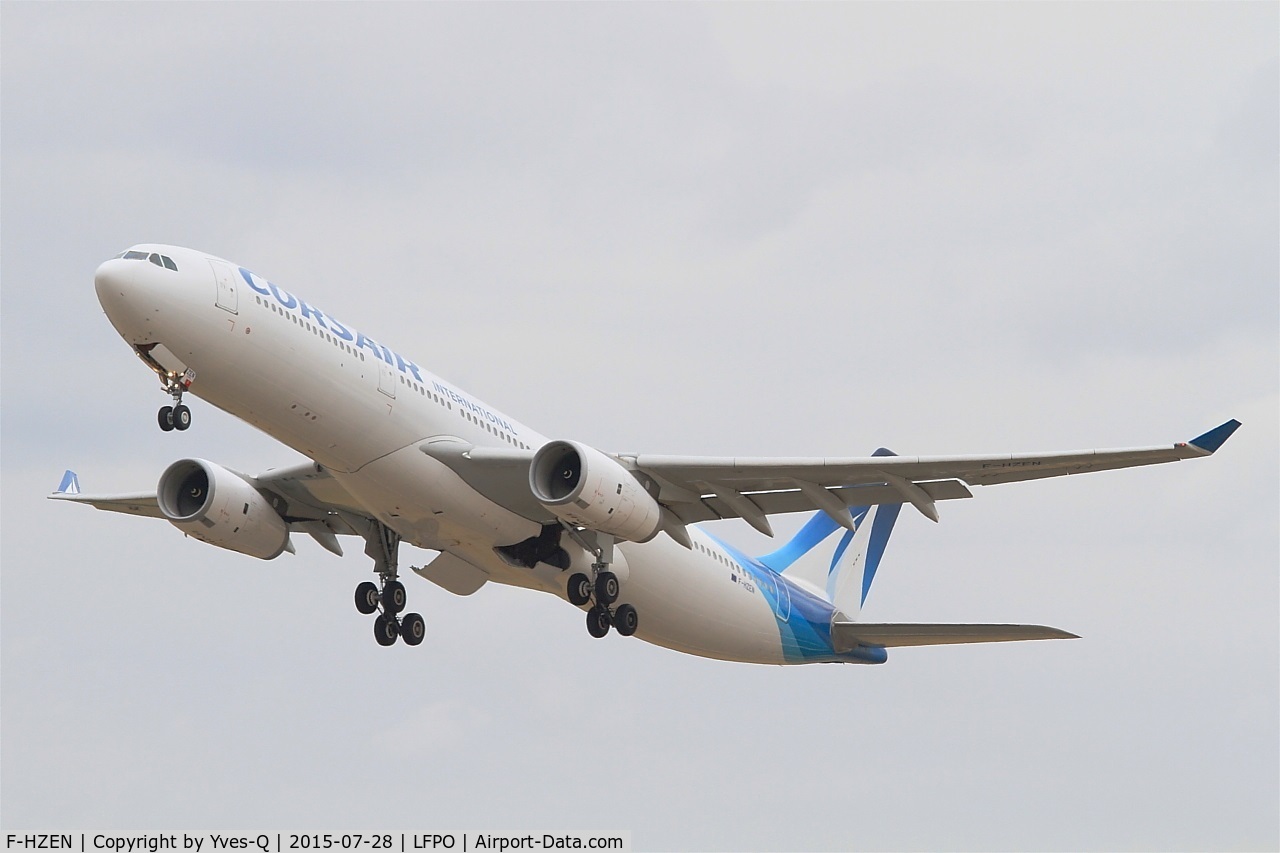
117, 249, 178, 270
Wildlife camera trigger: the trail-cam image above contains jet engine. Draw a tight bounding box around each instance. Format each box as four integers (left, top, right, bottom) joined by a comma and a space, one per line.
529, 440, 662, 542
157, 458, 291, 559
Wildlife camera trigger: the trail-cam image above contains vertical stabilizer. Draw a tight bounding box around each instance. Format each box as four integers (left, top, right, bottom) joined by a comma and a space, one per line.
758, 449, 904, 617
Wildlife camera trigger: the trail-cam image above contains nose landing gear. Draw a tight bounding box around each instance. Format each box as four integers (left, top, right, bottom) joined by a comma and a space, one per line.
135, 345, 196, 432
157, 370, 195, 432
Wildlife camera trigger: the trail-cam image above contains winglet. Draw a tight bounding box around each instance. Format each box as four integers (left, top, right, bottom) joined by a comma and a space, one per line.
55, 470, 81, 495
1188, 419, 1242, 454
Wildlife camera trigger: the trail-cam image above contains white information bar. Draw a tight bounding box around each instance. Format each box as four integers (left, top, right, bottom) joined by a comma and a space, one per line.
2, 834, 631, 853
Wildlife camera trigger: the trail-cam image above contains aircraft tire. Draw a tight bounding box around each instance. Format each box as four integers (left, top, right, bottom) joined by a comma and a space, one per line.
614, 604, 638, 637
158, 406, 175, 431
586, 606, 611, 638
401, 612, 426, 646
381, 580, 407, 614
355, 581, 379, 615
595, 571, 619, 605
173, 405, 191, 430
373, 614, 398, 646
567, 573, 592, 606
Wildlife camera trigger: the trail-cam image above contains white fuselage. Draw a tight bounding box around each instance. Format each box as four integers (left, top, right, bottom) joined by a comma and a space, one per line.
94, 244, 866, 665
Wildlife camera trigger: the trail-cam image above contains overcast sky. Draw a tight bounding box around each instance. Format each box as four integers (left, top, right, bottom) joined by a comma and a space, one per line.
2, 3, 1277, 850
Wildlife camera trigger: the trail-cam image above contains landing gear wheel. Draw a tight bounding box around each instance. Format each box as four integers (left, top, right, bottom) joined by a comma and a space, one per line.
172, 404, 191, 431
567, 573, 592, 606
613, 603, 639, 636
381, 580, 406, 614
586, 606, 611, 638
400, 612, 425, 646
373, 614, 399, 646
595, 571, 620, 605
158, 406, 175, 431
354, 581, 379, 615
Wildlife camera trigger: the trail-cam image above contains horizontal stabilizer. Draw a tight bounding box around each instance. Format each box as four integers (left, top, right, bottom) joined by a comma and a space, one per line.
832, 621, 1078, 650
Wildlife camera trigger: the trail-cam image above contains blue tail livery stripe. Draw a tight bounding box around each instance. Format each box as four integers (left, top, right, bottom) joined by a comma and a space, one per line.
861, 503, 902, 606
758, 509, 845, 573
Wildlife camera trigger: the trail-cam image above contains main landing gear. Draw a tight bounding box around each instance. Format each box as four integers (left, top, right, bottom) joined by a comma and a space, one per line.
353, 521, 425, 647
564, 533, 638, 640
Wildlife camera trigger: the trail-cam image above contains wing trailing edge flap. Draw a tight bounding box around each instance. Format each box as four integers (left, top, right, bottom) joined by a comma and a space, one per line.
291, 520, 344, 556
412, 551, 489, 596
831, 621, 1079, 651
668, 479, 973, 526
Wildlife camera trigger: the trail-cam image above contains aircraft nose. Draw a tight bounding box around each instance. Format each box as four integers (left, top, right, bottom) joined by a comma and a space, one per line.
95, 257, 134, 296
95, 257, 135, 310
94, 257, 150, 342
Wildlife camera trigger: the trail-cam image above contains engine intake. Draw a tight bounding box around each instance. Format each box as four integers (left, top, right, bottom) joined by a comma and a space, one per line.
530, 440, 661, 542
157, 458, 291, 559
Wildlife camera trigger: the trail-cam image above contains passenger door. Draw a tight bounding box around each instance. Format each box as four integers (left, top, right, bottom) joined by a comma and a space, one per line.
377, 355, 396, 398
209, 260, 238, 314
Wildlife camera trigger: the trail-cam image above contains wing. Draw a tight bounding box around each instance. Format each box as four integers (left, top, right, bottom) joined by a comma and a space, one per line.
48, 488, 163, 517
631, 419, 1242, 533
48, 463, 372, 554
832, 621, 1079, 650
422, 420, 1240, 538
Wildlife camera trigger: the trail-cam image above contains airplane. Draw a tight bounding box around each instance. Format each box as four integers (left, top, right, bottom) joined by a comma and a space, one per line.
50, 244, 1241, 664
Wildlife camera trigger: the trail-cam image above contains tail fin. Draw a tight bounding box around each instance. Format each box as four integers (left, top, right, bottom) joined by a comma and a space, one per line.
758, 449, 903, 618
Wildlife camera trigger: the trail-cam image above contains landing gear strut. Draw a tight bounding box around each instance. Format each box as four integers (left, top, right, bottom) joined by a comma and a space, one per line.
352, 520, 425, 647
566, 533, 638, 639
135, 344, 195, 432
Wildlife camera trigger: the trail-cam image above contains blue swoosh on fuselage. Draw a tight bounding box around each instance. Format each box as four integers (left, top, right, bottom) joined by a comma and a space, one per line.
702, 529, 887, 664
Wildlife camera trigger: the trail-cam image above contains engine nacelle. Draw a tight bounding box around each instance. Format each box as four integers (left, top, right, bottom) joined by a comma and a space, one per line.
529, 440, 662, 542
157, 458, 291, 560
